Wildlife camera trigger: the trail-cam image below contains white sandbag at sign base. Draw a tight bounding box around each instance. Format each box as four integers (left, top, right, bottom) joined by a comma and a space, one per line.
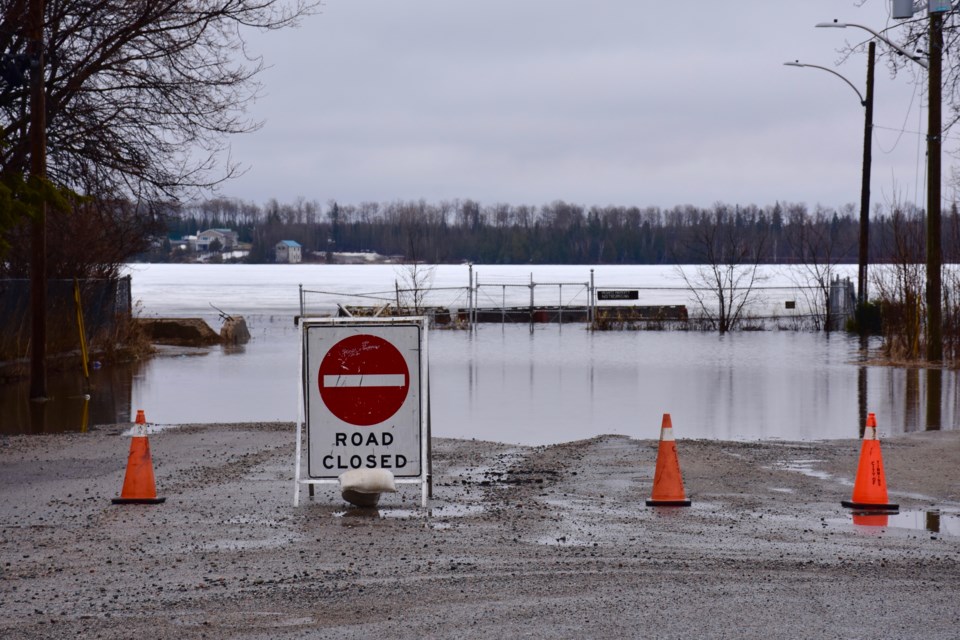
338, 469, 397, 494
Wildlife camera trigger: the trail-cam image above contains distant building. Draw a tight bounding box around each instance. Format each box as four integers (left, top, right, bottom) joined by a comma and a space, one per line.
179, 234, 198, 251
197, 228, 238, 252
275, 240, 302, 264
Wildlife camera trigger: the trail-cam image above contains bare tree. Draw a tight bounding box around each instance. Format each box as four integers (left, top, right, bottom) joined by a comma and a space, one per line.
677, 204, 768, 333
1, 197, 165, 279
1, 0, 316, 396
859, 10, 958, 133
396, 218, 436, 314
783, 204, 856, 331
396, 261, 436, 315
0, 0, 317, 202
872, 203, 927, 361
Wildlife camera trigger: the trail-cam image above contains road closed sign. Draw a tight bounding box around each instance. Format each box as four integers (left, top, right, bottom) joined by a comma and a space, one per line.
318, 334, 410, 427
302, 320, 424, 480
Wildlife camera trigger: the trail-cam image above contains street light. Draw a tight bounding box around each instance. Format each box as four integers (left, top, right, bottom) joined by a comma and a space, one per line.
784, 43, 875, 312
783, 60, 866, 102
815, 21, 928, 68
817, 16, 943, 362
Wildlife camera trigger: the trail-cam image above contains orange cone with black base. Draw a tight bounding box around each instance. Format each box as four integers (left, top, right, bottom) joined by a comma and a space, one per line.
646, 413, 691, 507
112, 410, 165, 504
841, 413, 897, 511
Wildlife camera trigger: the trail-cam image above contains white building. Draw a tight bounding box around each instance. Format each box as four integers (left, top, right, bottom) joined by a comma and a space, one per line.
197, 228, 238, 251
275, 240, 302, 263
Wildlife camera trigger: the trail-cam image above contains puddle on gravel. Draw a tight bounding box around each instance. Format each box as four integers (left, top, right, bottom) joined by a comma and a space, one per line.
121, 422, 184, 436
452, 450, 531, 488
223, 515, 291, 526
774, 459, 837, 482
537, 535, 595, 547
837, 509, 960, 535
333, 504, 485, 520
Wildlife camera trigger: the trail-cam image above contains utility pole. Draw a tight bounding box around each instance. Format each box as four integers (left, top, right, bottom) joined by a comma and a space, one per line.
783, 44, 874, 311
858, 41, 875, 309
28, 0, 48, 400
818, 6, 944, 356
927, 10, 943, 362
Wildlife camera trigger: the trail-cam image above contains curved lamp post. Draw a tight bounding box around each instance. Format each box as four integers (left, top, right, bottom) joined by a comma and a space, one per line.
817, 17, 942, 361
784, 42, 875, 310
784, 60, 867, 104
815, 21, 928, 68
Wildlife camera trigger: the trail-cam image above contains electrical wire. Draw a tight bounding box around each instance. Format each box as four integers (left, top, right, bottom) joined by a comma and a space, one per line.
875, 75, 923, 155
873, 123, 960, 142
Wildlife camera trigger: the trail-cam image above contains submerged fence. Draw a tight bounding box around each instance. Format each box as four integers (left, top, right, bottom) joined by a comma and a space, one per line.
298, 268, 856, 331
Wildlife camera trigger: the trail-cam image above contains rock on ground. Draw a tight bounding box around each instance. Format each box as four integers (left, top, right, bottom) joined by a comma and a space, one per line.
220, 316, 251, 344
136, 318, 222, 346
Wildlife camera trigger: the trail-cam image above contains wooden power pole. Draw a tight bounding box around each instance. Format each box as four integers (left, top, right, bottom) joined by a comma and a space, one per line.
28, 0, 48, 400
927, 11, 943, 362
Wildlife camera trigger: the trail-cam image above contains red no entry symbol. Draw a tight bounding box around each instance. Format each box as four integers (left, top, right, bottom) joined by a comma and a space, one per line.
318, 334, 410, 426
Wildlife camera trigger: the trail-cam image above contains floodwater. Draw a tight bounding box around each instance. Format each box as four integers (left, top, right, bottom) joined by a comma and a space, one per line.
2, 263, 958, 442
845, 510, 960, 535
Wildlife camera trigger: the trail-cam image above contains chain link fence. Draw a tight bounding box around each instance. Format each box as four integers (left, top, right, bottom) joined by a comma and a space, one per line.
0, 276, 132, 360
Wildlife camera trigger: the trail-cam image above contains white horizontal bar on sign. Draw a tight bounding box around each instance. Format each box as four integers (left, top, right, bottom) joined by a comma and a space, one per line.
322, 374, 406, 388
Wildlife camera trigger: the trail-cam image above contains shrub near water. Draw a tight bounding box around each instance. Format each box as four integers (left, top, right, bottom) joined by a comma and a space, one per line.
871, 264, 960, 364
0, 279, 151, 376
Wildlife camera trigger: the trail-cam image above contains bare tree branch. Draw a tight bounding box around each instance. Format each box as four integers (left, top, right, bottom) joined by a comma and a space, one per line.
1, 0, 318, 202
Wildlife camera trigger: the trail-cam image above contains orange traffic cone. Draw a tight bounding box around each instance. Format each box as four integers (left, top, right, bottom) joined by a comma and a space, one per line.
841, 413, 897, 511
112, 410, 166, 504
646, 413, 691, 507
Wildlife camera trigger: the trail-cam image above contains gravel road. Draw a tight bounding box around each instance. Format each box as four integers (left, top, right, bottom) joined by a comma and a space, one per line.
1, 423, 959, 639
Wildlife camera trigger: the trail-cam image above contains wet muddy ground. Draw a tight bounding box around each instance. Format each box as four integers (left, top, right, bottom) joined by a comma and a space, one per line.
1, 424, 959, 639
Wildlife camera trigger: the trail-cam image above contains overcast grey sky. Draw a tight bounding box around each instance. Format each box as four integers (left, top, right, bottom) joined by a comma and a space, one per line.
222, 0, 943, 212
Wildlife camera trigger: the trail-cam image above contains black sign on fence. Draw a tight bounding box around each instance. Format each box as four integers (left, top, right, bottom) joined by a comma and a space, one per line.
597, 290, 639, 301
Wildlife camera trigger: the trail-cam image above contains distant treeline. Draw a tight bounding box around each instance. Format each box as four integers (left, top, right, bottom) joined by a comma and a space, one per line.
157, 197, 960, 264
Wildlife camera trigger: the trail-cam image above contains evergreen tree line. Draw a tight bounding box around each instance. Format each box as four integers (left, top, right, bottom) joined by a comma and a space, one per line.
157, 197, 960, 265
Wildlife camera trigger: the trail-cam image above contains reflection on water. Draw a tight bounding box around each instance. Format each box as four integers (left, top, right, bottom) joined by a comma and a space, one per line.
927, 368, 942, 431
850, 510, 960, 536
0, 360, 138, 434
452, 327, 873, 442
905, 369, 921, 433
2, 316, 959, 443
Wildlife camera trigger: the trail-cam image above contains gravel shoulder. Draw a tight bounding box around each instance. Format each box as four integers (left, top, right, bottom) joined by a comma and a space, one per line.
1, 424, 959, 639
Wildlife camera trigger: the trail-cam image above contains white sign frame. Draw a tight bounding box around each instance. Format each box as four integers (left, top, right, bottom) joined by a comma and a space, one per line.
293, 317, 429, 507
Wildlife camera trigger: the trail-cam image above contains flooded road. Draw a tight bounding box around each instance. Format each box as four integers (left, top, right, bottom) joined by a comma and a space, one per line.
3, 263, 958, 438
3, 314, 958, 441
